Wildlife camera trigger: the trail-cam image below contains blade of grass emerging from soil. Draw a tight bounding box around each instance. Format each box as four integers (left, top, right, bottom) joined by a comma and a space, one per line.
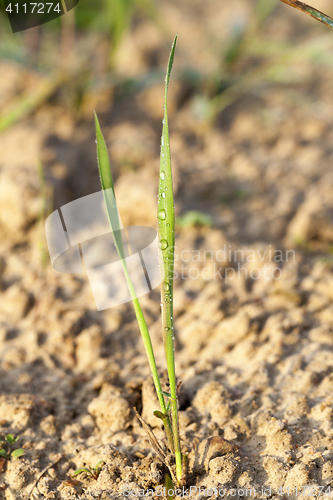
157, 35, 182, 483
95, 113, 171, 427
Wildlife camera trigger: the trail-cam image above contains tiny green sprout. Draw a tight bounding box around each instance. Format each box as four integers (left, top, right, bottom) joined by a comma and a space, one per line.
0, 435, 25, 459
5, 434, 19, 445
74, 461, 105, 480
176, 210, 213, 228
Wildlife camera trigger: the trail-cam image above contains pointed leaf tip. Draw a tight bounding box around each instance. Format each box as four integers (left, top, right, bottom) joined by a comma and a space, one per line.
165, 35, 178, 93
95, 114, 114, 192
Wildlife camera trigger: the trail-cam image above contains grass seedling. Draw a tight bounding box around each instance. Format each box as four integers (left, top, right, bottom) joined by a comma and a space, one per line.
157, 34, 182, 483
74, 461, 105, 480
0, 434, 25, 459
95, 36, 183, 484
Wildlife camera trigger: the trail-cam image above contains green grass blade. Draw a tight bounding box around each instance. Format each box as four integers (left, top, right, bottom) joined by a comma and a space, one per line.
94, 461, 105, 473
74, 468, 93, 476
280, 0, 333, 28
0, 73, 67, 134
165, 473, 175, 499
95, 113, 126, 261
158, 34, 182, 483
95, 114, 171, 430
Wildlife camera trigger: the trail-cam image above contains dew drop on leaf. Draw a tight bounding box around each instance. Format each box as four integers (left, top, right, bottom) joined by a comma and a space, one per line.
158, 209, 166, 220
160, 171, 165, 180
159, 239, 168, 250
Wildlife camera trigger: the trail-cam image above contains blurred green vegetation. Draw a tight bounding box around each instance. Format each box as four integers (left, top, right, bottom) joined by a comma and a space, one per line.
0, 0, 159, 129
176, 211, 214, 229
1, 0, 333, 131
0, 0, 156, 70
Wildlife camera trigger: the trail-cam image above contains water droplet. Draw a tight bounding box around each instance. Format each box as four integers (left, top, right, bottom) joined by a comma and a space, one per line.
165, 187, 167, 191
162, 192, 166, 199
161, 136, 164, 146
160, 171, 165, 181
159, 239, 168, 250
164, 282, 170, 291
165, 327, 170, 331
157, 209, 166, 220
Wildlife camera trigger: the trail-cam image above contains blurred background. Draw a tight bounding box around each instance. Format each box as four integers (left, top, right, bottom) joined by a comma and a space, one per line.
1, 0, 333, 245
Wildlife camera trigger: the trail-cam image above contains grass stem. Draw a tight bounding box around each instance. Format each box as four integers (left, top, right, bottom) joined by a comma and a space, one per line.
95, 114, 173, 441
157, 35, 182, 483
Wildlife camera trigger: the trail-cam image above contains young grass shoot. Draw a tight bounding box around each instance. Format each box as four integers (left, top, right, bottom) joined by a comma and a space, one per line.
95, 35, 183, 484
0, 435, 25, 459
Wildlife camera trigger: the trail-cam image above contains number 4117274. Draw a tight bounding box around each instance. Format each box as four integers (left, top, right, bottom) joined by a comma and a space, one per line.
5, 3, 61, 14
